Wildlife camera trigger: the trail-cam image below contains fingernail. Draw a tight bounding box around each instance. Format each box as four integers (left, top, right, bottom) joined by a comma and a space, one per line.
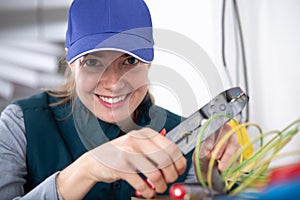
219, 162, 225, 171
160, 128, 166, 136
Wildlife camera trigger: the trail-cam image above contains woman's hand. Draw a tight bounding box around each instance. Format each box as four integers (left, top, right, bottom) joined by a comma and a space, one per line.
57, 128, 187, 199
192, 123, 240, 179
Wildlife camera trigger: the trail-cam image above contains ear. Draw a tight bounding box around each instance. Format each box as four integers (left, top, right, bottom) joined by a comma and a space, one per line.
68, 62, 75, 72
65, 48, 76, 72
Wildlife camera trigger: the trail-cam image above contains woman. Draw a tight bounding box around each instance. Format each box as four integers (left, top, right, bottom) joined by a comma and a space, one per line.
0, 0, 239, 199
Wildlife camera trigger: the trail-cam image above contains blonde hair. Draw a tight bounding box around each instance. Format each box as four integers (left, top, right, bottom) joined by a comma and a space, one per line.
45, 55, 76, 107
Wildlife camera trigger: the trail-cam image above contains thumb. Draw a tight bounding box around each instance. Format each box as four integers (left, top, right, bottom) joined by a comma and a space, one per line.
192, 150, 210, 181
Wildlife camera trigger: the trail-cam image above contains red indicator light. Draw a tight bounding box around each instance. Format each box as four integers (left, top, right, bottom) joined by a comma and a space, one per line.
169, 184, 186, 199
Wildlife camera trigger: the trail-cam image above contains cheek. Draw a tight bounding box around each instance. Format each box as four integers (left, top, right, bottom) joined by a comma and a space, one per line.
129, 85, 148, 112
133, 85, 148, 99
123, 67, 149, 89
75, 72, 99, 94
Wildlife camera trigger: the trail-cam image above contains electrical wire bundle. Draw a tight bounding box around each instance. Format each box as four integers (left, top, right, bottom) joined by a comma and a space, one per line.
194, 114, 300, 196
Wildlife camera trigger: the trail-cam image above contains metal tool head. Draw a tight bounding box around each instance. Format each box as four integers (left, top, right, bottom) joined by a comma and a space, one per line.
165, 87, 249, 156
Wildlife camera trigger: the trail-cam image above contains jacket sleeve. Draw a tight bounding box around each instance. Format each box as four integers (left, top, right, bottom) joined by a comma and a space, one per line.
0, 104, 60, 200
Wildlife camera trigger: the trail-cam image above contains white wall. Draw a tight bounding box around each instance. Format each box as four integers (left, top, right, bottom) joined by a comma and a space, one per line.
145, 0, 226, 117
233, 0, 300, 166
216, 0, 300, 131
146, 0, 300, 166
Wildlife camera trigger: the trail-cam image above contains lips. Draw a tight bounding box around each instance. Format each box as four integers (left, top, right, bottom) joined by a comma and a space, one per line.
99, 94, 127, 104
95, 93, 130, 106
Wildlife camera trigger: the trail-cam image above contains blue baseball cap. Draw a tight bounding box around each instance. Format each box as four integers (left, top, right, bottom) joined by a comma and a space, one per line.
65, 0, 154, 64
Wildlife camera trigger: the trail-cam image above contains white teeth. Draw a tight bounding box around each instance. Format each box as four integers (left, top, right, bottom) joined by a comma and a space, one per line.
99, 95, 127, 104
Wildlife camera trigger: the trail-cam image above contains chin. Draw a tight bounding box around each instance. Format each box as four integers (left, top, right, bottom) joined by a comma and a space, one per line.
97, 111, 130, 124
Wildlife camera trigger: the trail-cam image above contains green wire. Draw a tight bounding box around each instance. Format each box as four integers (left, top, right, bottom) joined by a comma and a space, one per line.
228, 120, 300, 194
193, 114, 300, 195
216, 123, 265, 190
194, 113, 235, 188
227, 129, 285, 191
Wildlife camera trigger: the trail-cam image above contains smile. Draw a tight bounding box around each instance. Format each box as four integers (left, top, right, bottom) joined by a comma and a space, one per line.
98, 94, 128, 104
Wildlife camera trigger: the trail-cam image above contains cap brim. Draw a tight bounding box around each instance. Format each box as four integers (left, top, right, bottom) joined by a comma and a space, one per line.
67, 32, 154, 64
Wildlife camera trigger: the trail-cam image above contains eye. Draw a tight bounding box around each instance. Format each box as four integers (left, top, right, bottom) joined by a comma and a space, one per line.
84, 58, 102, 67
124, 57, 139, 65
81, 57, 105, 73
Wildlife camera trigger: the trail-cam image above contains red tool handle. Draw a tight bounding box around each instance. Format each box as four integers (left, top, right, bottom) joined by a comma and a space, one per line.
135, 128, 166, 197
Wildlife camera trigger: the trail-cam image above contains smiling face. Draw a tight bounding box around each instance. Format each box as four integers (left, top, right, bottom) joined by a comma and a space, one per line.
69, 51, 150, 123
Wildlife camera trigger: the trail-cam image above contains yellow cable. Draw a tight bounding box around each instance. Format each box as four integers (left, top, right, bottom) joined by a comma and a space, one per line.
223, 130, 279, 191
228, 120, 300, 194
194, 114, 235, 188
227, 129, 284, 191
193, 116, 300, 195
207, 122, 262, 190
223, 130, 277, 180
229, 120, 253, 159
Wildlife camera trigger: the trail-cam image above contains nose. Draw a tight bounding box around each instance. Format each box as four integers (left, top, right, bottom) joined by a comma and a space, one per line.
99, 64, 124, 90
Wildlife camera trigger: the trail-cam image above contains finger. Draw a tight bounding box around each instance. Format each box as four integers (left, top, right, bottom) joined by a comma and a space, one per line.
128, 154, 169, 193
145, 151, 176, 183
213, 124, 233, 159
133, 128, 186, 175
199, 137, 215, 158
89, 142, 137, 174
218, 134, 240, 171
199, 124, 225, 158
173, 156, 187, 175
159, 162, 178, 184
128, 151, 159, 173
147, 141, 187, 177
143, 170, 167, 193
136, 147, 185, 186
213, 137, 227, 160
194, 152, 210, 180
121, 172, 156, 199
137, 128, 182, 159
